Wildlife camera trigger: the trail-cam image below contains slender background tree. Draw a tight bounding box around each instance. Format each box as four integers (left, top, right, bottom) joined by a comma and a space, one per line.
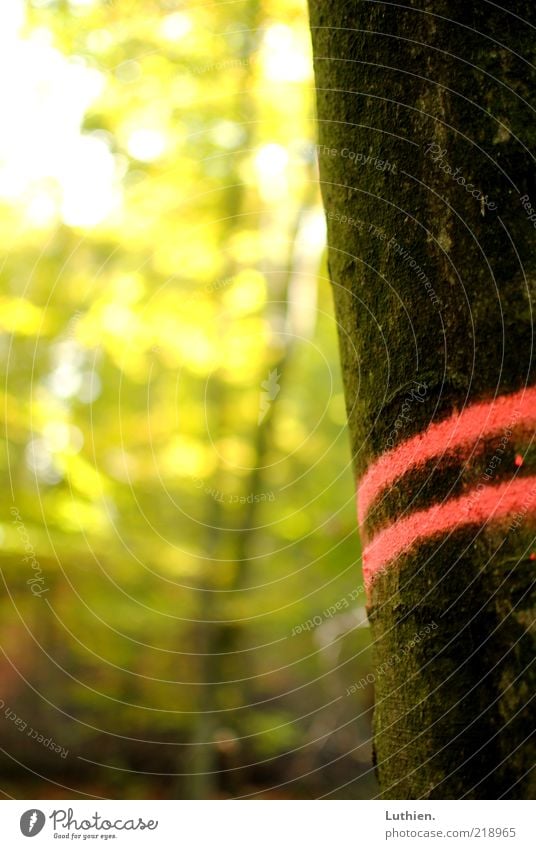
308, 1, 536, 798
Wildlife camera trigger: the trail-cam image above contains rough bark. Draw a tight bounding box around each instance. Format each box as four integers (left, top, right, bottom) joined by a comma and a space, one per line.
308, 0, 536, 798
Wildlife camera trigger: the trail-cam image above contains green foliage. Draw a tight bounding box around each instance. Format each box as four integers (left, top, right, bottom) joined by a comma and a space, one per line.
0, 0, 374, 799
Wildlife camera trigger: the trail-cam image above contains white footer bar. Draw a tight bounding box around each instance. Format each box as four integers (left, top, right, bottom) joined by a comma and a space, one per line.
1, 799, 533, 848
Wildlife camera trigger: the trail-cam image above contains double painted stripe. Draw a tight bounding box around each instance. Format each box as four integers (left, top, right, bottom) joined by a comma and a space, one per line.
358, 385, 536, 528
358, 387, 536, 589
362, 476, 536, 587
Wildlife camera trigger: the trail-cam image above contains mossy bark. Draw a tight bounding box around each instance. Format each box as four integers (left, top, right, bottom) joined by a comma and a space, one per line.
308, 1, 536, 798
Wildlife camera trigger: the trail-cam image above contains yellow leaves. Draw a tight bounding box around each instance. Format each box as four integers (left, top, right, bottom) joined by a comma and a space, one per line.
144, 280, 268, 376
0, 393, 30, 438
158, 12, 192, 43
277, 510, 311, 540
158, 546, 201, 578
151, 232, 221, 279
53, 496, 109, 535
42, 421, 84, 456
209, 120, 245, 150
220, 317, 270, 383
110, 273, 145, 304
63, 453, 107, 500
273, 413, 309, 453
226, 230, 262, 265
126, 128, 167, 163
75, 298, 151, 378
222, 270, 266, 316
253, 143, 290, 202
216, 437, 256, 470
0, 297, 45, 336
161, 436, 216, 479
168, 73, 200, 109
104, 449, 140, 483
177, 326, 219, 373
259, 23, 313, 84
153, 312, 219, 374
101, 303, 138, 336
2, 11, 324, 519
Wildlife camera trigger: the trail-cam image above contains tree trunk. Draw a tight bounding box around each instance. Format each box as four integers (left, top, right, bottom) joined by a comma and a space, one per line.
308, 1, 536, 798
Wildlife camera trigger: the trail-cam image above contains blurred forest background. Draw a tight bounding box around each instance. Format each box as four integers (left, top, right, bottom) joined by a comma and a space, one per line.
0, 0, 376, 799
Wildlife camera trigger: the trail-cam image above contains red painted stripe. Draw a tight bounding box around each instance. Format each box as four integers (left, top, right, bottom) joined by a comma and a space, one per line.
358, 386, 536, 526
363, 475, 536, 588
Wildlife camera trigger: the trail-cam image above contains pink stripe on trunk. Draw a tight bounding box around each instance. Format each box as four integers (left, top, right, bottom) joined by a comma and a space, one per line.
363, 475, 536, 588
358, 385, 536, 526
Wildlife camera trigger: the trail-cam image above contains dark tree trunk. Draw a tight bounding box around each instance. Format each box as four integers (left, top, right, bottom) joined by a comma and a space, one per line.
308, 1, 536, 798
